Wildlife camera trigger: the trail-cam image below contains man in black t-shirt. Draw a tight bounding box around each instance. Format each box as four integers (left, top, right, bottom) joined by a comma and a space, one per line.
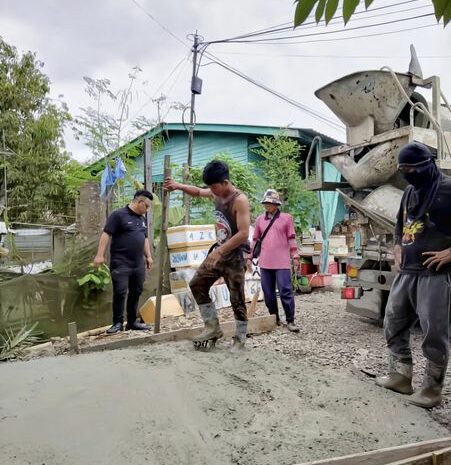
376, 142, 451, 408
94, 190, 154, 334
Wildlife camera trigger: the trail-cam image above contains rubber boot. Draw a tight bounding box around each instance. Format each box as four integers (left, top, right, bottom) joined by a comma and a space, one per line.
192, 303, 223, 343
230, 320, 247, 353
375, 354, 413, 395
408, 360, 446, 409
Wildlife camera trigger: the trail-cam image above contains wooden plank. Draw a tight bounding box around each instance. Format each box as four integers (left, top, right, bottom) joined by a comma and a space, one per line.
295, 437, 451, 465
247, 291, 259, 318
154, 154, 171, 334
320, 127, 410, 158
385, 446, 451, 465
77, 326, 110, 338
143, 138, 154, 253
307, 181, 350, 191
81, 315, 277, 354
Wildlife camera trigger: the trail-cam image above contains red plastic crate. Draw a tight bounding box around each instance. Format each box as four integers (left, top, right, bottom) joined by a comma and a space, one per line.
307, 273, 332, 287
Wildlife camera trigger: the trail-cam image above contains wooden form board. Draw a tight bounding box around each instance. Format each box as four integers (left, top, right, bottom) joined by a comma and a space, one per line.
295, 438, 451, 465
385, 446, 451, 465
80, 315, 277, 354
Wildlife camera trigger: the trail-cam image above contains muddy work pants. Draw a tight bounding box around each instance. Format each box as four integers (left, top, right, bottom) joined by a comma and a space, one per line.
111, 265, 145, 325
384, 272, 450, 366
189, 252, 247, 321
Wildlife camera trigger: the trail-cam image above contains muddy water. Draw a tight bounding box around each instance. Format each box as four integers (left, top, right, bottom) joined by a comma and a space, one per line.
0, 270, 162, 338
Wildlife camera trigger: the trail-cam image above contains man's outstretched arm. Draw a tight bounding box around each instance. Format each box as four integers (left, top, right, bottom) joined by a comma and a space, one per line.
164, 177, 213, 198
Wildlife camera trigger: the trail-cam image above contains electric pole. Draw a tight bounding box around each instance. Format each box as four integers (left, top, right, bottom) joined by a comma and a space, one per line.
184, 32, 202, 224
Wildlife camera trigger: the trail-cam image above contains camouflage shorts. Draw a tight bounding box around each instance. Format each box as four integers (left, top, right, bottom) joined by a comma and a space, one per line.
189, 251, 247, 321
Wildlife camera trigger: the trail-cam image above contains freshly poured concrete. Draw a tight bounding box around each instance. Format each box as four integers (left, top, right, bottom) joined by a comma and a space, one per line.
0, 340, 448, 465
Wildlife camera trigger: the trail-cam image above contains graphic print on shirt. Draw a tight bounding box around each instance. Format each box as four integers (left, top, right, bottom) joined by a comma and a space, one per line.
402, 217, 425, 246
214, 210, 232, 245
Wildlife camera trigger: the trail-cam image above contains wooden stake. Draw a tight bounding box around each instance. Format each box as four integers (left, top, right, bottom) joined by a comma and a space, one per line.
68, 322, 79, 354
247, 290, 259, 318
143, 138, 154, 255
154, 155, 171, 334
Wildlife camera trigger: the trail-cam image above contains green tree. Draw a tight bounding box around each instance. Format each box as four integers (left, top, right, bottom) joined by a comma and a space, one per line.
0, 37, 73, 223
72, 71, 171, 211
64, 159, 96, 199
294, 0, 449, 27
254, 134, 318, 232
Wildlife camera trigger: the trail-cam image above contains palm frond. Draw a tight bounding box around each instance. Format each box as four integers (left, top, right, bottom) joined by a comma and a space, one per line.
0, 322, 42, 361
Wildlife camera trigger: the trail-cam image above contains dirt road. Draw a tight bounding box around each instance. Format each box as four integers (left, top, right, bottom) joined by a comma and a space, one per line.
0, 291, 450, 465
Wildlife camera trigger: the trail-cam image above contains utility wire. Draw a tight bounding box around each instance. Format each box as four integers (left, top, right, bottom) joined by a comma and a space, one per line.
233, 0, 431, 40
204, 51, 344, 132
214, 51, 451, 59
215, 13, 435, 44
257, 22, 438, 45
129, 0, 189, 49
206, 0, 426, 43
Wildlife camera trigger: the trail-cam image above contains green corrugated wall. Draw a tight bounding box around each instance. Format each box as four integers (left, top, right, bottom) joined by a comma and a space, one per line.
135, 131, 249, 182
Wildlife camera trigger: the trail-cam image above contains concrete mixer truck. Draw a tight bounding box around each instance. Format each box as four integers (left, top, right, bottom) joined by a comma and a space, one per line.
306, 46, 451, 322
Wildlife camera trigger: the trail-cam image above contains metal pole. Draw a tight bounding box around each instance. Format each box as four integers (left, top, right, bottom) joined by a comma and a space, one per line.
184, 33, 200, 224
143, 138, 154, 255
154, 155, 171, 334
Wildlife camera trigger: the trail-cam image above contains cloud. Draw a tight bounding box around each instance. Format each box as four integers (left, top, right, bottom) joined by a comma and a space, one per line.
0, 0, 450, 162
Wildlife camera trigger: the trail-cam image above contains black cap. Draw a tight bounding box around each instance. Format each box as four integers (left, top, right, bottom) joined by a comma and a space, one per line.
133, 189, 153, 201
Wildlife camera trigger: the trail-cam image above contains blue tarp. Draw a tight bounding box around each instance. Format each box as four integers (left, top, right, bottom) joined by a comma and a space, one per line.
100, 157, 127, 198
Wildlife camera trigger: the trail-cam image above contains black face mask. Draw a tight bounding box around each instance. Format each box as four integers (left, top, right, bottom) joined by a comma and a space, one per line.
403, 164, 435, 189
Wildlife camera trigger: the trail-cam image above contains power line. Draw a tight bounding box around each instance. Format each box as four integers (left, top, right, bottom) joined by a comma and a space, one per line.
129, 0, 189, 49
215, 13, 435, 44
259, 22, 439, 45
243, 0, 432, 39
206, 0, 427, 43
213, 51, 451, 60
204, 51, 344, 132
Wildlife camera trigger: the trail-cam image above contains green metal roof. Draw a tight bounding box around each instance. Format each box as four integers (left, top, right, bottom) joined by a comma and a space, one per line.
86, 122, 341, 172
126, 122, 340, 148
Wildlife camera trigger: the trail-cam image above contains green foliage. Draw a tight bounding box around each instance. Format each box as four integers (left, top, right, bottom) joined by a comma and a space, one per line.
433, 0, 451, 26
187, 154, 263, 223
64, 159, 96, 199
72, 72, 141, 161
254, 134, 318, 232
294, 0, 449, 27
77, 263, 111, 301
0, 37, 74, 223
0, 322, 42, 361
73, 69, 171, 163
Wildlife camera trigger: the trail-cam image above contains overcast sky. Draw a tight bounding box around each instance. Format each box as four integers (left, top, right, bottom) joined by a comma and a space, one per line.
1, 0, 450, 162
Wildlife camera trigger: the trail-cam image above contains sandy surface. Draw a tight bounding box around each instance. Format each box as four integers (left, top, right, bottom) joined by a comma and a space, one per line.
1, 293, 451, 465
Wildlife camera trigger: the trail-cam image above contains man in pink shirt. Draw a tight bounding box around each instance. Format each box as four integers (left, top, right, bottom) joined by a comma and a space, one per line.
252, 189, 300, 332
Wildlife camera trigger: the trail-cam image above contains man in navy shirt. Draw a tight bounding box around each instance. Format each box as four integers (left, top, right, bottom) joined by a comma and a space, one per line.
94, 190, 154, 334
